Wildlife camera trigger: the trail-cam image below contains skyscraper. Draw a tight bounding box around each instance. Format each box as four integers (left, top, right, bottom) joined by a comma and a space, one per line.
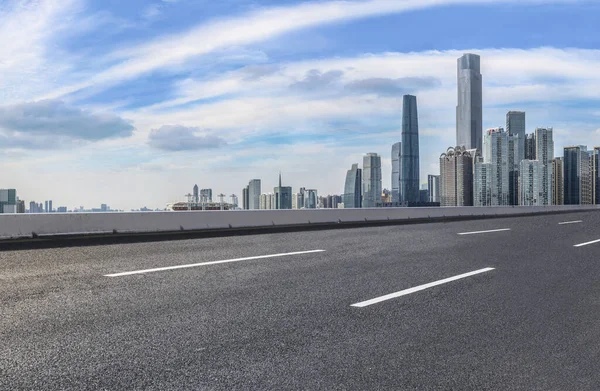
362, 153, 382, 208
49, 200, 53, 213
200, 189, 212, 202
427, 175, 440, 203
248, 179, 261, 210
44, 200, 49, 213
305, 189, 318, 209
274, 173, 292, 209
519, 160, 542, 206
535, 127, 554, 205
525, 133, 536, 160
483, 127, 509, 206
564, 146, 592, 205
193, 184, 199, 203
401, 95, 420, 203
343, 163, 362, 208
507, 133, 520, 205
456, 53, 483, 153
506, 111, 526, 162
242, 187, 249, 210
0, 189, 17, 214
391, 142, 401, 204
552, 157, 564, 205
440, 146, 474, 207
594, 147, 600, 205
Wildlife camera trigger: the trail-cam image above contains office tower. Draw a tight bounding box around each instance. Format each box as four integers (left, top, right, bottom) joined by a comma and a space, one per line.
0, 189, 17, 214
456, 54, 483, 153
474, 162, 492, 206
44, 200, 49, 213
362, 153, 382, 208
440, 146, 474, 206
200, 189, 212, 202
535, 127, 554, 205
401, 95, 420, 203
391, 142, 401, 204
483, 127, 510, 206
344, 163, 362, 208
525, 133, 536, 160
297, 187, 306, 209
29, 201, 36, 213
248, 179, 261, 210
552, 157, 564, 205
193, 185, 199, 203
305, 189, 318, 209
427, 175, 440, 203
564, 146, 593, 205
242, 187, 249, 210
49, 200, 53, 213
506, 111, 526, 162
519, 160, 542, 206
594, 147, 600, 204
273, 173, 292, 209
507, 134, 520, 205
16, 200, 25, 214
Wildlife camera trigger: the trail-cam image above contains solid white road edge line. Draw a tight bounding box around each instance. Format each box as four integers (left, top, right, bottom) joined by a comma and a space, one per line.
457, 228, 511, 235
105, 249, 326, 277
351, 267, 496, 308
574, 239, 600, 248
558, 220, 583, 225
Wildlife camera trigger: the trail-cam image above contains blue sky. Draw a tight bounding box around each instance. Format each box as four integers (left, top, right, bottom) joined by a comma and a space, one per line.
0, 0, 599, 209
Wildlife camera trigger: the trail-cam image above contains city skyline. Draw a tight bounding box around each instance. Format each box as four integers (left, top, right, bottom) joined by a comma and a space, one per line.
1, 1, 600, 210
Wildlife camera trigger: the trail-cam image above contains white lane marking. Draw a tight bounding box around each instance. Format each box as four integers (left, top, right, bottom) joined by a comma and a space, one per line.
105, 249, 326, 277
558, 220, 583, 225
457, 228, 511, 235
351, 267, 495, 308
574, 239, 600, 248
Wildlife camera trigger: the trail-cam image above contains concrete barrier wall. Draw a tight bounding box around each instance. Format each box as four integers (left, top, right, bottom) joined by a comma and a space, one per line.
0, 206, 597, 239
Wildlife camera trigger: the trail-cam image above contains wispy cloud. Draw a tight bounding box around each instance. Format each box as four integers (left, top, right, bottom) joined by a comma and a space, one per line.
148, 125, 227, 151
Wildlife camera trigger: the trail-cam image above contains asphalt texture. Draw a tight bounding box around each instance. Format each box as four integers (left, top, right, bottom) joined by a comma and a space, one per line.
2, 211, 600, 390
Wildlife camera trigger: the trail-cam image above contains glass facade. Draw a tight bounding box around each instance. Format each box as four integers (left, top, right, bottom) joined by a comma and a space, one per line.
456, 54, 483, 153
363, 153, 382, 208
343, 164, 362, 208
483, 128, 509, 206
391, 142, 401, 204
401, 95, 420, 203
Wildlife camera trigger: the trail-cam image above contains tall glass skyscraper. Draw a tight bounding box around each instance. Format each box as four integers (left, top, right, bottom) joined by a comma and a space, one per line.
401, 95, 420, 203
564, 146, 592, 205
456, 53, 483, 153
535, 127, 554, 205
362, 153, 382, 208
343, 164, 362, 208
506, 111, 526, 162
483, 127, 510, 206
248, 179, 261, 210
391, 142, 401, 204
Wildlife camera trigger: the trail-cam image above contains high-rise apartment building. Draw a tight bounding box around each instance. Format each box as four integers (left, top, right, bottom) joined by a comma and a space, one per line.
248, 179, 261, 210
519, 160, 542, 206
474, 162, 492, 206
344, 163, 362, 208
535, 127, 554, 205
525, 133, 536, 160
440, 146, 474, 206
564, 146, 593, 205
427, 175, 440, 203
260, 193, 274, 210
401, 95, 420, 203
483, 127, 510, 206
391, 142, 401, 204
362, 153, 382, 208
456, 54, 483, 153
552, 157, 564, 205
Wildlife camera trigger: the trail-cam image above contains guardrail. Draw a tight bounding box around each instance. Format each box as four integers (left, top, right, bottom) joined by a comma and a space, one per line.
0, 205, 598, 240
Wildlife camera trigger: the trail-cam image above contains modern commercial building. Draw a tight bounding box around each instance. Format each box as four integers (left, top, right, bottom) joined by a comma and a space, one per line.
242, 187, 249, 210
474, 162, 492, 207
391, 142, 401, 204
456, 54, 483, 153
304, 189, 318, 209
16, 200, 25, 214
519, 160, 542, 206
362, 153, 382, 208
248, 179, 261, 210
594, 147, 600, 204
193, 185, 199, 203
440, 146, 474, 206
260, 193, 275, 210
535, 127, 554, 205
506, 111, 526, 165
552, 157, 564, 205
343, 163, 362, 208
525, 133, 536, 160
274, 173, 292, 210
483, 127, 510, 206
401, 95, 420, 203
427, 175, 440, 203
57, 206, 67, 213
44, 200, 49, 213
564, 146, 592, 205
49, 200, 53, 213
0, 189, 17, 214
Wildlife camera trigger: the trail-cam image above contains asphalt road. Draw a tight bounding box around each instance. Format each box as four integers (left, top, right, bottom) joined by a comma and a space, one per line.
2, 211, 600, 390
